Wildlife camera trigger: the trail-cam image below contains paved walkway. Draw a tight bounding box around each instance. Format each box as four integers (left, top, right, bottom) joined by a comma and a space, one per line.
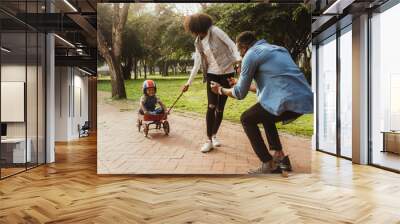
98, 91, 311, 174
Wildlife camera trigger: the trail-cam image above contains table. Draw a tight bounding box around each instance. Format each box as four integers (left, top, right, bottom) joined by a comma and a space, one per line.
1, 138, 32, 163
382, 131, 400, 154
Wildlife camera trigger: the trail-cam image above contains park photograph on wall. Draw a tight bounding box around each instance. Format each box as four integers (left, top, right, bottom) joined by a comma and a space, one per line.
97, 2, 313, 175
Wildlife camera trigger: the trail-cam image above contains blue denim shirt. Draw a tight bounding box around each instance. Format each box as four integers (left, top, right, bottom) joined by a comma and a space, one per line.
233, 40, 313, 116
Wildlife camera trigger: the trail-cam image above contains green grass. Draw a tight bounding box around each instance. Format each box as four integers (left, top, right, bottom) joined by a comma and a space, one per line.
97, 75, 313, 137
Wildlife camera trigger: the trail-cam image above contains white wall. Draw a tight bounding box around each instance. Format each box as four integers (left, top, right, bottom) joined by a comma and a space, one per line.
1, 65, 28, 138
54, 67, 89, 141
73, 73, 89, 137
55, 67, 69, 141
1, 62, 46, 164
69, 72, 88, 139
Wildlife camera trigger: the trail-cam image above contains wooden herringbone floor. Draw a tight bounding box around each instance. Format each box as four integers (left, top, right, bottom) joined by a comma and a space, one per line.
1, 134, 400, 224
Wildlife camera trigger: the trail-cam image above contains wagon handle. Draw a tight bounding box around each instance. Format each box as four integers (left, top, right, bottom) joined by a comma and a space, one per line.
165, 91, 184, 117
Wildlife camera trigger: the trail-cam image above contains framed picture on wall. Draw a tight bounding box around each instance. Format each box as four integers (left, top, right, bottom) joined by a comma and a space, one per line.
1, 82, 25, 122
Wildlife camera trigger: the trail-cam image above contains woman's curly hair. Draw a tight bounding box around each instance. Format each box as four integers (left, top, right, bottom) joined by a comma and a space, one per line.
184, 13, 213, 35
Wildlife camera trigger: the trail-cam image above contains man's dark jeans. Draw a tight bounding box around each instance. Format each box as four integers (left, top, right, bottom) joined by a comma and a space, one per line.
240, 103, 302, 163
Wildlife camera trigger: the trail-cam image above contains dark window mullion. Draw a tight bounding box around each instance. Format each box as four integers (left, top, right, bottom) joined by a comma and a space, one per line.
336, 29, 341, 157
367, 11, 373, 165
316, 44, 320, 151
25, 0, 28, 171
44, 0, 48, 165
73, 68, 75, 118
36, 0, 39, 167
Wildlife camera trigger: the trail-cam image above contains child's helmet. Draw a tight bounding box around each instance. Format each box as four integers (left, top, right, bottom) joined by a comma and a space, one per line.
143, 80, 157, 95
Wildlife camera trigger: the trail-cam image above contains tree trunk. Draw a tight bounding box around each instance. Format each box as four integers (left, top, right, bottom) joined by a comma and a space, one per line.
144, 60, 147, 79
158, 63, 163, 76
110, 56, 126, 98
97, 3, 130, 99
178, 62, 186, 74
133, 58, 138, 80
98, 26, 126, 98
122, 57, 133, 80
139, 60, 142, 77
163, 62, 168, 76
112, 3, 129, 98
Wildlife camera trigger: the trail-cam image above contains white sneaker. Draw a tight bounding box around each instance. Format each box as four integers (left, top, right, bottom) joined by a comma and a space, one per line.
201, 141, 214, 153
211, 136, 221, 147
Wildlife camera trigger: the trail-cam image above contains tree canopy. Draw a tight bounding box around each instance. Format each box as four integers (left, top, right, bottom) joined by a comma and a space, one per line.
97, 3, 312, 96
204, 3, 311, 80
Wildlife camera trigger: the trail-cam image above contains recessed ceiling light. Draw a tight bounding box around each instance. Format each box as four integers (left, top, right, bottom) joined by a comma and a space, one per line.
322, 0, 354, 15
63, 0, 78, 12
54, 34, 75, 48
78, 67, 93, 76
1, 47, 11, 53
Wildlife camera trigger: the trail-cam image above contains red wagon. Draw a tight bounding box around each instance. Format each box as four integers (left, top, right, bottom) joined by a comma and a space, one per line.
137, 112, 169, 137
136, 91, 184, 137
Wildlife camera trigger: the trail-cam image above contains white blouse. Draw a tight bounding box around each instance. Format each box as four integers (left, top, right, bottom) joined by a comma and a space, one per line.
186, 26, 241, 85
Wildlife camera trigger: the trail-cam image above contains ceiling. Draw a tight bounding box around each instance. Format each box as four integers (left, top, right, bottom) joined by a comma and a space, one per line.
311, 0, 390, 41
0, 0, 97, 74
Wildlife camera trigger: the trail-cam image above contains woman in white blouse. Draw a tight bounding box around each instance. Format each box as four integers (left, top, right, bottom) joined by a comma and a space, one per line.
182, 13, 241, 153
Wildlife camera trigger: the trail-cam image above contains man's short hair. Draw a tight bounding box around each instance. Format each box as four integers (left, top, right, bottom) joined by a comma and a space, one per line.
184, 13, 213, 34
236, 31, 257, 47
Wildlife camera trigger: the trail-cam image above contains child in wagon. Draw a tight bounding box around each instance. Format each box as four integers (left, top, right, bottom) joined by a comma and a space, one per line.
139, 80, 167, 115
